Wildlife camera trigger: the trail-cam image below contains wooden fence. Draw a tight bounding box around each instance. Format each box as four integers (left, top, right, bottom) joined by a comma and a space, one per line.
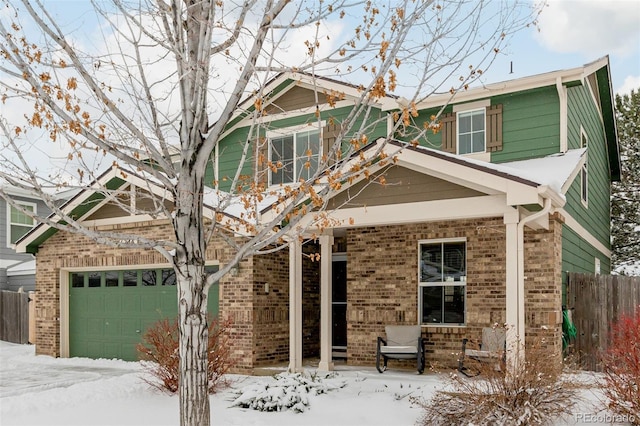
0, 290, 30, 344
566, 273, 640, 371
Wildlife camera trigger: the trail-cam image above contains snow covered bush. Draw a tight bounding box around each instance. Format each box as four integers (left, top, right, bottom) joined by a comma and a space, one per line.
230, 372, 346, 413
137, 316, 234, 394
412, 338, 578, 425
601, 309, 640, 425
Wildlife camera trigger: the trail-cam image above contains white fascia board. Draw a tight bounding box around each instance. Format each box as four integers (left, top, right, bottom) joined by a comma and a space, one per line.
15, 167, 120, 252
299, 194, 510, 230
558, 207, 611, 258
395, 66, 592, 113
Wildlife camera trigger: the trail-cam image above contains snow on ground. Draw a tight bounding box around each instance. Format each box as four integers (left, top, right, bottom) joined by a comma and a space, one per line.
0, 342, 630, 426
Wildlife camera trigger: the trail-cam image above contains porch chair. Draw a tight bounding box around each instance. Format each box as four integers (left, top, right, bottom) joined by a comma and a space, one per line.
458, 327, 506, 377
376, 325, 426, 374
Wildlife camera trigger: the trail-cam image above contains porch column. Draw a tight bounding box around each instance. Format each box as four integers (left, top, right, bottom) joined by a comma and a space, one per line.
318, 233, 334, 372
504, 208, 523, 368
288, 239, 303, 372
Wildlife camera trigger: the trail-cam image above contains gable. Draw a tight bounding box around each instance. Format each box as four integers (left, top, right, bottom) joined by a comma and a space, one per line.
83, 185, 173, 222
263, 86, 328, 115
328, 165, 484, 209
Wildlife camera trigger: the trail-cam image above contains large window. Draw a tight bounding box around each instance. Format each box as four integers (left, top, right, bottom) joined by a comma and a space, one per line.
457, 109, 485, 155
419, 239, 466, 325
269, 127, 321, 185
8, 201, 36, 246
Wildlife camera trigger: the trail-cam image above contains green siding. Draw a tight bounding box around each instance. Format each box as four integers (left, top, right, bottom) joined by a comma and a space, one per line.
564, 85, 611, 250
490, 87, 560, 162
561, 225, 611, 304
210, 105, 387, 192
407, 86, 561, 162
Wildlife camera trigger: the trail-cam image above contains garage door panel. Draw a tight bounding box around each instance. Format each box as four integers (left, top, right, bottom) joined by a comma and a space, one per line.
104, 293, 121, 313
87, 341, 103, 359
87, 294, 105, 314
87, 318, 104, 337
103, 342, 122, 359
104, 318, 121, 336
121, 318, 141, 337
122, 294, 141, 312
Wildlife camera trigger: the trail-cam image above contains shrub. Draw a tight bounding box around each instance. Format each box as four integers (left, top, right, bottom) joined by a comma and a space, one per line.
412, 337, 578, 425
601, 309, 640, 425
137, 315, 234, 394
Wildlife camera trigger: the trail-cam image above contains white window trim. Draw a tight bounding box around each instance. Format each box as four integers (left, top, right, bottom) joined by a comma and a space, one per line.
418, 237, 467, 327
266, 121, 325, 186
456, 107, 487, 156
6, 200, 37, 248
580, 127, 588, 208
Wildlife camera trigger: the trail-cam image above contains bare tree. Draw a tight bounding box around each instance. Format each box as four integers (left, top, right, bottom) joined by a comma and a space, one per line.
0, 1, 539, 424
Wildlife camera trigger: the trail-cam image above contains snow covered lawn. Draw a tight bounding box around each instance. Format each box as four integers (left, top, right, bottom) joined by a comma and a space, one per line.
0, 342, 627, 425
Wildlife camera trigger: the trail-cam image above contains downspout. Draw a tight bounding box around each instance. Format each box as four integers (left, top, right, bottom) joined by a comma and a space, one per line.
556, 77, 568, 153
514, 197, 552, 364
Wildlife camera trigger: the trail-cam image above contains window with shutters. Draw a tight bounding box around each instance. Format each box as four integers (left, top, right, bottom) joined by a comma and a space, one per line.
440, 103, 503, 156
268, 125, 322, 185
457, 109, 485, 154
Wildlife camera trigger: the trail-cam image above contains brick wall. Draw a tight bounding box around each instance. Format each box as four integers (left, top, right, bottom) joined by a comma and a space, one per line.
345, 216, 563, 369
251, 248, 290, 367
523, 213, 564, 365
34, 219, 263, 373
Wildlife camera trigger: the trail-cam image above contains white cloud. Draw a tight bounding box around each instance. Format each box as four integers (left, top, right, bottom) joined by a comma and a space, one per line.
618, 75, 640, 96
535, 0, 640, 57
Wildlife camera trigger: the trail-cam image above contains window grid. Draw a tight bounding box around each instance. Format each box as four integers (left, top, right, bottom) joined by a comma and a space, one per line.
419, 240, 467, 325
269, 128, 321, 185
457, 109, 485, 155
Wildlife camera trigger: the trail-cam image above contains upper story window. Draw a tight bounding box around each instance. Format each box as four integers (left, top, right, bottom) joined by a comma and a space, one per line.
581, 130, 588, 206
457, 109, 485, 154
440, 101, 502, 157
8, 201, 36, 246
268, 126, 321, 185
419, 239, 466, 325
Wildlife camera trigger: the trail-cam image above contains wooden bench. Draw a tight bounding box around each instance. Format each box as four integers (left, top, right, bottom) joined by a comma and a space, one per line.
458, 327, 506, 377
376, 325, 426, 374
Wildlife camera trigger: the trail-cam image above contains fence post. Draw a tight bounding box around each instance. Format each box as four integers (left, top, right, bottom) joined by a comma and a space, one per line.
29, 291, 36, 344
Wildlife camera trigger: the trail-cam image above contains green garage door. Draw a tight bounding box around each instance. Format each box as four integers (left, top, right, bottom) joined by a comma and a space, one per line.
69, 266, 219, 361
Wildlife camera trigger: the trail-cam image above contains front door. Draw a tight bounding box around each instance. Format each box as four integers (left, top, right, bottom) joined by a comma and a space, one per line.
332, 254, 347, 359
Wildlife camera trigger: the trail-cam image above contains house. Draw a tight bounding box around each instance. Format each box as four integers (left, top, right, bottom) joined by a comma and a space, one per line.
0, 185, 53, 293
16, 57, 619, 373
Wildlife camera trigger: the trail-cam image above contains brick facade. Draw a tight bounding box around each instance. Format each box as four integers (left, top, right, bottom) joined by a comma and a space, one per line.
33, 219, 292, 374
344, 216, 563, 369
34, 214, 563, 373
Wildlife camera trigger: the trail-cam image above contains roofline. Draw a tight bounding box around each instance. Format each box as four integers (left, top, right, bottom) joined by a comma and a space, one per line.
400, 57, 611, 112
386, 139, 539, 187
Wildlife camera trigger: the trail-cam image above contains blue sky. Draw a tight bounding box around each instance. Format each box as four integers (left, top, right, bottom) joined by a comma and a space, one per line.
36, 0, 640, 96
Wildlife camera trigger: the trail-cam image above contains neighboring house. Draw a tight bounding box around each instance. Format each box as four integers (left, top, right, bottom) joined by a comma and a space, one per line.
0, 185, 52, 292
16, 57, 619, 374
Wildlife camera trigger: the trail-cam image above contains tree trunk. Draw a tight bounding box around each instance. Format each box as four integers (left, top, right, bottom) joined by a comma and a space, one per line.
174, 169, 210, 426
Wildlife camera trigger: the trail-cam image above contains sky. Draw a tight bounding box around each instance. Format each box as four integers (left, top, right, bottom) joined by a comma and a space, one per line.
1, 0, 638, 184
30, 0, 640, 95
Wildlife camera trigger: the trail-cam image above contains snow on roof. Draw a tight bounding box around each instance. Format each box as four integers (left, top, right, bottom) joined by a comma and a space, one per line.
400, 140, 586, 196
7, 259, 35, 276
484, 148, 586, 194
